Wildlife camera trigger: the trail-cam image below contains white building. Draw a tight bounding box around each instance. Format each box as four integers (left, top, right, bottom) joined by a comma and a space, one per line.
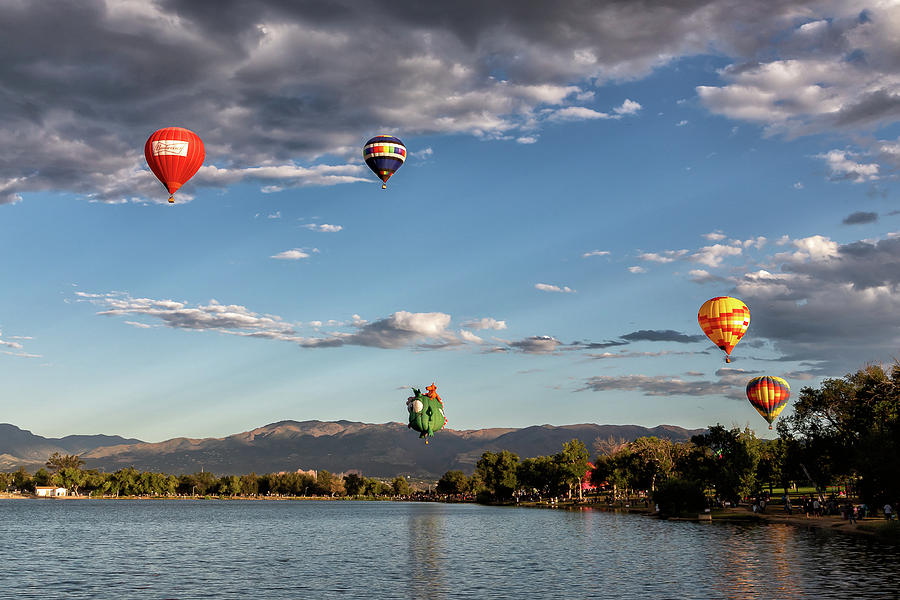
35, 486, 67, 497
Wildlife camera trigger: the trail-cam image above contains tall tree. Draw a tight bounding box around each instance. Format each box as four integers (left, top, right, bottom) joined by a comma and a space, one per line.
779, 364, 900, 503
436, 471, 470, 495
475, 450, 519, 500
45, 452, 84, 473
554, 439, 590, 499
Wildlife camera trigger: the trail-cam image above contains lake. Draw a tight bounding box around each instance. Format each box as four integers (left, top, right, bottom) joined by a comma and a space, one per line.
1, 499, 897, 598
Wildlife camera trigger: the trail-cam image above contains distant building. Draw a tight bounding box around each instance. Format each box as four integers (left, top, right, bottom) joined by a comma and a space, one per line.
35, 486, 67, 497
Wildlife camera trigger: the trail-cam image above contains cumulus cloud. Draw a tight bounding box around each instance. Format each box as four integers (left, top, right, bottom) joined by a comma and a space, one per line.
76, 292, 476, 350
614, 99, 642, 115
691, 243, 743, 267
535, 283, 575, 293
817, 150, 880, 182
4, 1, 896, 204
731, 232, 900, 373
689, 269, 728, 284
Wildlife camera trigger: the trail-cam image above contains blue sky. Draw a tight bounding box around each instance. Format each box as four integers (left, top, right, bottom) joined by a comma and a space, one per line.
2, 1, 900, 441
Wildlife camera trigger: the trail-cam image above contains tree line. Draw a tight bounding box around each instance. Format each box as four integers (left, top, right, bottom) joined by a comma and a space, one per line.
1, 454, 414, 499
3, 363, 897, 512
439, 363, 899, 514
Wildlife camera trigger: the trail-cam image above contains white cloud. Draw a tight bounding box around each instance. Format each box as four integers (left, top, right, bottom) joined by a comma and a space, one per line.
703, 231, 727, 241
461, 318, 507, 331
516, 136, 538, 144
459, 329, 484, 343
549, 107, 614, 121
676, 120, 688, 126
628, 266, 646, 274
614, 99, 642, 115
582, 250, 611, 258
0, 1, 896, 205
691, 244, 743, 267
77, 292, 476, 351
793, 182, 804, 189
271, 249, 311, 260
303, 223, 343, 233
816, 149, 879, 182
639, 249, 689, 263
535, 283, 576, 293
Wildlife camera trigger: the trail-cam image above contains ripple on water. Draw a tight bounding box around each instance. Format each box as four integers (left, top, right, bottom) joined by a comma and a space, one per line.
0, 501, 897, 599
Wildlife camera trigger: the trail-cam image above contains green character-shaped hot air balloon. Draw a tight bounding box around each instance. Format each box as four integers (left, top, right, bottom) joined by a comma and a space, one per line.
406, 383, 446, 444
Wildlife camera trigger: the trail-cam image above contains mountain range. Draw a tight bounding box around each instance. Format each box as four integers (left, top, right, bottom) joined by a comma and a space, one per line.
0, 421, 704, 478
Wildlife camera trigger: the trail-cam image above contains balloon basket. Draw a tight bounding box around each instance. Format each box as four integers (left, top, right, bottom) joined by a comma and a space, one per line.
168, 196, 175, 204
381, 183, 386, 189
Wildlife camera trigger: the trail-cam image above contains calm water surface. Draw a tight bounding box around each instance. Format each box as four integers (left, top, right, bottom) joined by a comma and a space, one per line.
1, 499, 897, 599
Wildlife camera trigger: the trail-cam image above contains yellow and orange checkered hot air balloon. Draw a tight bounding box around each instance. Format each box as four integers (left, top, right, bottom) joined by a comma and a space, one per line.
698, 296, 750, 363
746, 376, 790, 430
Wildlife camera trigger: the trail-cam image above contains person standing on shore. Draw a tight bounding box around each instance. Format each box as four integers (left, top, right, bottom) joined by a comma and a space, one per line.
884, 503, 893, 520
850, 504, 857, 524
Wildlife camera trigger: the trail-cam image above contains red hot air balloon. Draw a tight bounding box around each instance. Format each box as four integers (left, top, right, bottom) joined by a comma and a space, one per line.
144, 127, 205, 203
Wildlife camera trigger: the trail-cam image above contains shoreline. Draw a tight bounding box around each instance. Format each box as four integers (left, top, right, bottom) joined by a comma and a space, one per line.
3, 492, 896, 539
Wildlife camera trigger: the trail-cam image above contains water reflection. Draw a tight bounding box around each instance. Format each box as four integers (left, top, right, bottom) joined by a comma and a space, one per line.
406, 506, 448, 599
0, 501, 896, 599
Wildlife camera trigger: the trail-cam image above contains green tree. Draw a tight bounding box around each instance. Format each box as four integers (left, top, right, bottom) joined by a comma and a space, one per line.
475, 450, 519, 501
391, 476, 411, 496
12, 467, 31, 492
316, 470, 335, 496
554, 439, 590, 499
627, 437, 679, 492
343, 473, 365, 496
779, 364, 900, 503
652, 478, 707, 516
57, 467, 87, 496
436, 471, 470, 495
518, 455, 559, 498
690, 425, 760, 503
218, 475, 242, 496
45, 452, 85, 473
240, 473, 259, 496
33, 467, 53, 487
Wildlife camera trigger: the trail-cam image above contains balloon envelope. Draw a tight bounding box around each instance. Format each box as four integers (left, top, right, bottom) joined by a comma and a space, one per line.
145, 127, 205, 202
363, 135, 406, 188
746, 376, 790, 429
406, 385, 445, 443
698, 296, 750, 362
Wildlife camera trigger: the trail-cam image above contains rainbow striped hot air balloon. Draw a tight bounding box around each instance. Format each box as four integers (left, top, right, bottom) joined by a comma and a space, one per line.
698, 296, 750, 363
363, 135, 406, 189
746, 376, 790, 430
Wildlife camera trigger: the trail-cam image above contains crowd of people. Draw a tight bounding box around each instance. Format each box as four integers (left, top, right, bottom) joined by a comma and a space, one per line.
749, 491, 896, 523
